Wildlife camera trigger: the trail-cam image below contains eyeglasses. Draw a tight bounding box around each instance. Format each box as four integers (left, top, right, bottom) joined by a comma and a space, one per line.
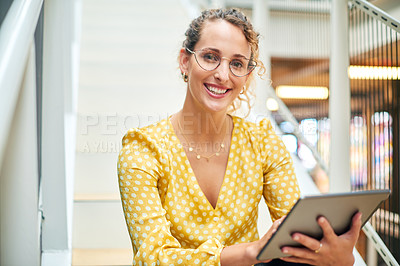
186, 48, 257, 77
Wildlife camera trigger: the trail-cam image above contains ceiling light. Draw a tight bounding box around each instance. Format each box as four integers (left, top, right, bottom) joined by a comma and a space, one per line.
276, 86, 329, 100
348, 65, 400, 80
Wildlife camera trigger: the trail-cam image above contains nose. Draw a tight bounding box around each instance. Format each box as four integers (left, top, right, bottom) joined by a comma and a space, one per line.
214, 58, 230, 83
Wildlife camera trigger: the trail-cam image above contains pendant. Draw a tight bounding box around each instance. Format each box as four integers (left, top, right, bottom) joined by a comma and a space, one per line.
196, 155, 201, 159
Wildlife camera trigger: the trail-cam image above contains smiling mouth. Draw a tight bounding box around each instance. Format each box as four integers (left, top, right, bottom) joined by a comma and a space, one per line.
205, 84, 229, 95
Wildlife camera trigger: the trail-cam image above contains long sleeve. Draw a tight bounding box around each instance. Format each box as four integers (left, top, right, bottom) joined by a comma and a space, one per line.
258, 119, 300, 221
118, 127, 224, 265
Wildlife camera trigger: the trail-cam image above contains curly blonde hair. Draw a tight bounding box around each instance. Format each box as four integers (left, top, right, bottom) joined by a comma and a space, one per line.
182, 8, 266, 116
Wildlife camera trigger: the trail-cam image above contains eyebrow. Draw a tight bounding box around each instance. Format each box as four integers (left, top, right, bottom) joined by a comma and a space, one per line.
202, 47, 249, 59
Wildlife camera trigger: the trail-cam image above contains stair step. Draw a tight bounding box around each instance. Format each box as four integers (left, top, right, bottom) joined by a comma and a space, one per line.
72, 248, 132, 266
74, 193, 120, 202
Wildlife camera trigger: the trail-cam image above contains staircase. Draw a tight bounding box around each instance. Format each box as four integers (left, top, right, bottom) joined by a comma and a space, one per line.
73, 0, 191, 264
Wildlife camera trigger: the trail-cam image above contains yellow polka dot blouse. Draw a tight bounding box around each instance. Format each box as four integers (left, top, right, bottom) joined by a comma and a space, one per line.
118, 116, 300, 265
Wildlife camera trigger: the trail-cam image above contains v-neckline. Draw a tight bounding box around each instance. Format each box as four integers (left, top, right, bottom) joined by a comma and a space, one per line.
167, 115, 237, 211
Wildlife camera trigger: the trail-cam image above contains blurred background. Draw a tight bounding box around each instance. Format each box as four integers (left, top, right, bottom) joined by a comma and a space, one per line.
1, 0, 400, 265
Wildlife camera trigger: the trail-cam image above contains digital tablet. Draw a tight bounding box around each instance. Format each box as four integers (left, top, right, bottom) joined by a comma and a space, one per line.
257, 189, 391, 261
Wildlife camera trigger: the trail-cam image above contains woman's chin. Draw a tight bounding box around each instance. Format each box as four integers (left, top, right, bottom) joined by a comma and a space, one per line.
202, 103, 230, 114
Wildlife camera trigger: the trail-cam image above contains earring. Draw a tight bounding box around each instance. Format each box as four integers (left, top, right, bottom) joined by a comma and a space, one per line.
240, 87, 245, 94
182, 72, 188, 82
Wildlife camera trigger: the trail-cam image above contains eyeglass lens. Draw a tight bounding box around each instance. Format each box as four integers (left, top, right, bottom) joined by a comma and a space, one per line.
194, 49, 256, 77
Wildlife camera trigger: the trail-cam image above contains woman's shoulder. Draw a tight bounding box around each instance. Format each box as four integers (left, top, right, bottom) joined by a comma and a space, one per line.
121, 117, 171, 150
118, 118, 171, 171
232, 115, 274, 137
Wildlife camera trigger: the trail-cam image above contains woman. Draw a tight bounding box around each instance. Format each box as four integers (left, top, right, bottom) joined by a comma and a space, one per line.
118, 8, 362, 265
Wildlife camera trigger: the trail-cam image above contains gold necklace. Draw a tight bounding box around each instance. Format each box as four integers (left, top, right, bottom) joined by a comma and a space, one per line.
177, 117, 226, 161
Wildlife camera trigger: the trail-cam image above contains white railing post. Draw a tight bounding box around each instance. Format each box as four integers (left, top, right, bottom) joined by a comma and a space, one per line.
40, 0, 80, 265
0, 0, 43, 172
253, 0, 271, 117
0, 0, 43, 264
329, 0, 351, 193
0, 44, 41, 266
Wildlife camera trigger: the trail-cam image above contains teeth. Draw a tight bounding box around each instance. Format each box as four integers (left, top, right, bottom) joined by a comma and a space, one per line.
206, 85, 228, 95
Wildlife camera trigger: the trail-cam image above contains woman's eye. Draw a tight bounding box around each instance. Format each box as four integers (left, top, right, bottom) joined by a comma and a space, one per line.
202, 53, 219, 62
231, 60, 244, 69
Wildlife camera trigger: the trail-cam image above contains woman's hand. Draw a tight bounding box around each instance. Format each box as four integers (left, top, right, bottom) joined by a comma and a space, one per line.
280, 212, 362, 266
246, 216, 287, 264
221, 216, 286, 266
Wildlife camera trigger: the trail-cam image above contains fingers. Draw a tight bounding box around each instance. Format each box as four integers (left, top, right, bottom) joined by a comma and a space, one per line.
261, 216, 285, 242
275, 215, 286, 224
317, 216, 337, 242
280, 231, 322, 263
345, 212, 362, 240
270, 217, 284, 234
287, 233, 322, 253
281, 245, 317, 263
257, 216, 287, 259
271, 216, 285, 231
279, 215, 362, 266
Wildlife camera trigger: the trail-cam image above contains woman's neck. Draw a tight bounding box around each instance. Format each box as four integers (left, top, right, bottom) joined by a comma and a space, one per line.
175, 109, 230, 143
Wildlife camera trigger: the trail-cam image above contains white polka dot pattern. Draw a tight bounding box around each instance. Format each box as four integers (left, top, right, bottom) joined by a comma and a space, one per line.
117, 117, 300, 265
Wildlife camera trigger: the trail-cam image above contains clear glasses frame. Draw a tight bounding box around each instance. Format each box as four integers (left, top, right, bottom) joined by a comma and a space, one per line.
186, 48, 257, 77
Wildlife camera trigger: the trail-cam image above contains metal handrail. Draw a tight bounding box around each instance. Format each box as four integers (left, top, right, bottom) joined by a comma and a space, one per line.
265, 87, 330, 174
223, 0, 331, 13
363, 222, 399, 266
348, 0, 400, 265
0, 0, 43, 170
350, 0, 400, 33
